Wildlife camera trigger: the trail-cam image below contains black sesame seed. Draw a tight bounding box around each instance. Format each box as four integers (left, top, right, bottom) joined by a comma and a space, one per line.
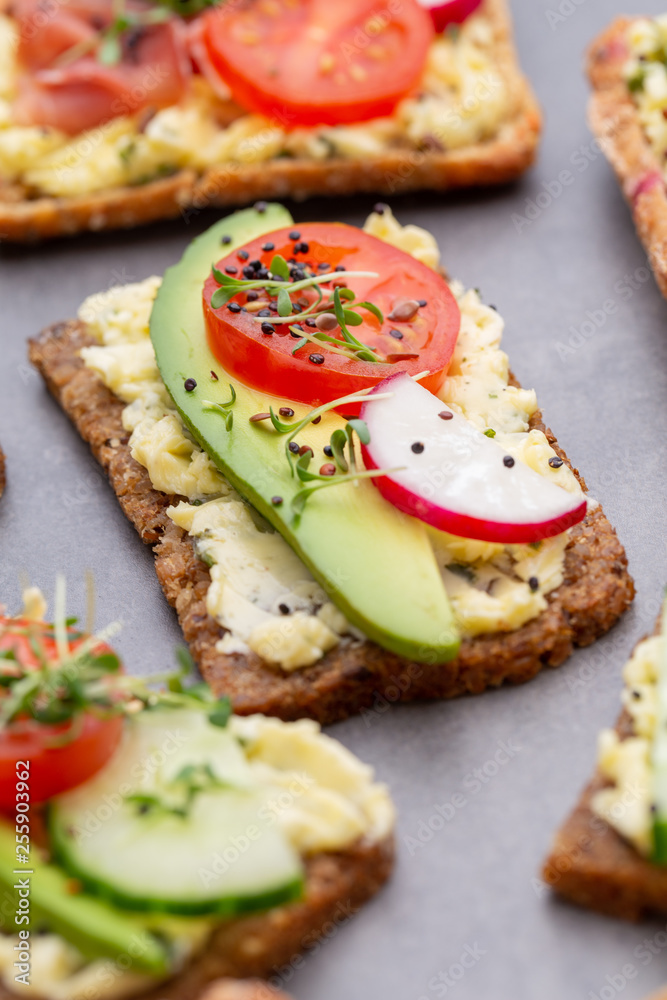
184, 378, 197, 392
254, 201, 267, 213
269, 302, 279, 312
438, 410, 454, 421
548, 457, 564, 469
271, 495, 283, 506
374, 202, 388, 215
291, 323, 303, 332
278, 603, 290, 615
289, 230, 301, 240
210, 370, 218, 380
221, 234, 232, 245
258, 309, 272, 318
318, 262, 331, 271
632, 690, 642, 700
261, 322, 275, 335
225, 265, 238, 275
227, 302, 242, 313
312, 416, 321, 424
305, 318, 317, 328
324, 445, 333, 457
299, 242, 310, 254
279, 407, 295, 418
389, 328, 404, 340
503, 456, 515, 468
309, 353, 325, 365
247, 291, 259, 302
290, 329, 303, 339
237, 249, 249, 261
292, 303, 302, 314
418, 299, 427, 308
292, 269, 305, 281
250, 260, 262, 271
528, 576, 539, 592
411, 442, 425, 454
257, 267, 270, 280
243, 266, 255, 279
288, 442, 300, 454
489, 304, 498, 311
262, 242, 275, 252
334, 264, 346, 272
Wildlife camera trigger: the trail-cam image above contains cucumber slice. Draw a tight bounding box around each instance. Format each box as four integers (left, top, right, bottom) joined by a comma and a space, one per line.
49, 710, 304, 915
653, 597, 667, 863
0, 821, 170, 974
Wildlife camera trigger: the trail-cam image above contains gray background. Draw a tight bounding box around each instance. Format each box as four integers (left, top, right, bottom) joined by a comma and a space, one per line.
2, 1, 667, 996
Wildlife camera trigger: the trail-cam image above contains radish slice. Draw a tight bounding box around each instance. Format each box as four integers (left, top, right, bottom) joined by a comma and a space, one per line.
360, 373, 587, 544
417, 0, 483, 32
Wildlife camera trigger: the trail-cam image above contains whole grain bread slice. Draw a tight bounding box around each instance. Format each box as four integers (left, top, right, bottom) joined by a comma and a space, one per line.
28, 319, 634, 725
0, 834, 394, 1000
0, 0, 540, 243
542, 710, 667, 921
587, 18, 667, 301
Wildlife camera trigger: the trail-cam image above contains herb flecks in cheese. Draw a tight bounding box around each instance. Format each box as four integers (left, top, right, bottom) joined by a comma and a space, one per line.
625, 16, 667, 174
168, 499, 349, 671
0, 12, 512, 197
591, 635, 661, 855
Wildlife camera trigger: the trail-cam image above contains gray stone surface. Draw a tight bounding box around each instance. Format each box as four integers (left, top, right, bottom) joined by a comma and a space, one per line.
2, 1, 667, 996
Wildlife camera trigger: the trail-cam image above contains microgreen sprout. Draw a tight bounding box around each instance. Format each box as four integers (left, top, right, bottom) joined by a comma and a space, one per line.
203, 384, 236, 432
0, 579, 231, 741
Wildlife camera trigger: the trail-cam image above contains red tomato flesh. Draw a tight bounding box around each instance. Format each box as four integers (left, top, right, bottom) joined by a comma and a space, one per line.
0, 618, 124, 810
200, 0, 434, 128
203, 223, 461, 410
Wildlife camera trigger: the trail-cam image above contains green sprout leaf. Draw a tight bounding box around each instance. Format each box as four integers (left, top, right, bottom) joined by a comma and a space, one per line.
357, 300, 384, 323
98, 34, 122, 65
270, 254, 290, 280
277, 287, 292, 317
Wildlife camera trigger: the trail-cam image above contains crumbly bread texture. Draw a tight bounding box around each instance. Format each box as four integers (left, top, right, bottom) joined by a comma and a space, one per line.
543, 708, 667, 922
28, 319, 634, 725
0, 835, 394, 1000
0, 0, 540, 243
587, 18, 667, 300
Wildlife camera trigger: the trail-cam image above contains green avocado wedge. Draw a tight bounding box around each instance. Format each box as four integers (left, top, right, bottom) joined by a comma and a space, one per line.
150, 205, 459, 664
0, 821, 170, 974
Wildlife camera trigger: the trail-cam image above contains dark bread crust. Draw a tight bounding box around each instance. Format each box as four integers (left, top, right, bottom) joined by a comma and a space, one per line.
0, 835, 394, 1000
28, 319, 634, 725
543, 709, 667, 922
0, 0, 541, 243
587, 18, 667, 300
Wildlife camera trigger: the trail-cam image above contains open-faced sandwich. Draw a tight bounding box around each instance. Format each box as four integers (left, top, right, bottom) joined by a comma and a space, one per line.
0, 586, 394, 999
588, 14, 667, 300
544, 593, 667, 921
29, 204, 634, 724
0, 0, 541, 242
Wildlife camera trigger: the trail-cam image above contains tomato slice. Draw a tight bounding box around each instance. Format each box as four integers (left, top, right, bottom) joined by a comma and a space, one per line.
203, 223, 461, 410
199, 0, 434, 128
0, 617, 124, 810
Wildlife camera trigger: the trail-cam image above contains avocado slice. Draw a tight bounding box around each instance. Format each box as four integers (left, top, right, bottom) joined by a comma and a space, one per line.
150, 205, 459, 663
0, 821, 170, 974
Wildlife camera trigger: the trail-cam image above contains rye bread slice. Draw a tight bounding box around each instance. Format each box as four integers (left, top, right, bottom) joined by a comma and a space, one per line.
0, 834, 394, 1000
587, 18, 667, 301
0, 0, 540, 243
28, 319, 634, 725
